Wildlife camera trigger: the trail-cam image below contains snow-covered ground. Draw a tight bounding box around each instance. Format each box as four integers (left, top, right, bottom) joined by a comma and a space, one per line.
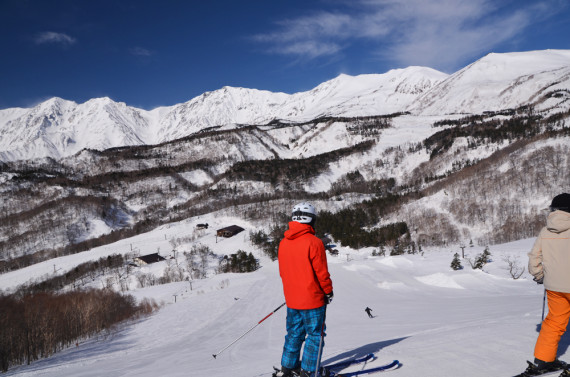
1, 215, 565, 377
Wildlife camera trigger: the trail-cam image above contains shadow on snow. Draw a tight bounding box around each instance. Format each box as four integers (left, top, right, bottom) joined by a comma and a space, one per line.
321, 337, 408, 367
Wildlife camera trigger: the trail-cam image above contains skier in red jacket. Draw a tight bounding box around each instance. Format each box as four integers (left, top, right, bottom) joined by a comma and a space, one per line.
275, 203, 333, 377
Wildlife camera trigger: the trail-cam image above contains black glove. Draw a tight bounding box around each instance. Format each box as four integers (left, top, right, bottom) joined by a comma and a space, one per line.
325, 291, 334, 304
533, 276, 544, 285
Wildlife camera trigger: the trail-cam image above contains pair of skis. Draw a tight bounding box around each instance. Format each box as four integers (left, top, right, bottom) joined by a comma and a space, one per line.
327, 356, 570, 377
273, 353, 399, 377
321, 353, 399, 377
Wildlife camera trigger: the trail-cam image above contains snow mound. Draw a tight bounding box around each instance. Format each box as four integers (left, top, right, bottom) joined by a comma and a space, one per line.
377, 281, 408, 290
178, 170, 213, 185
415, 272, 464, 289
376, 256, 414, 269
343, 264, 374, 272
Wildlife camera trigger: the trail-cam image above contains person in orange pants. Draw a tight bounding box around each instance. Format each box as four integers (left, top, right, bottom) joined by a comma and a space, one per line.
534, 291, 570, 362
526, 193, 570, 374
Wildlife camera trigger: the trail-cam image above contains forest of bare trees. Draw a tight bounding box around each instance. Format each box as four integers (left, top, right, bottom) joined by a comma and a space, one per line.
0, 289, 158, 372
399, 132, 570, 246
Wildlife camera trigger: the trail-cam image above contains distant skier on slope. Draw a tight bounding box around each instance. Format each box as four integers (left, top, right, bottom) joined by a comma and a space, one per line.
519, 193, 570, 376
365, 307, 373, 318
274, 202, 333, 377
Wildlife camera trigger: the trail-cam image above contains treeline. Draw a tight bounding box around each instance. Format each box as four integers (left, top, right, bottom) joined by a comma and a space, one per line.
425, 109, 569, 160
318, 211, 408, 249
0, 289, 158, 372
226, 140, 375, 184
264, 113, 408, 129
426, 115, 540, 159
2, 158, 216, 194
329, 171, 396, 196
248, 194, 411, 255
316, 194, 411, 249
431, 107, 531, 128
45, 159, 216, 191
250, 211, 409, 255
346, 117, 392, 136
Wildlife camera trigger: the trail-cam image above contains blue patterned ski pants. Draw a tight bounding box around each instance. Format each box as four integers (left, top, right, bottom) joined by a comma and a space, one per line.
281, 305, 326, 372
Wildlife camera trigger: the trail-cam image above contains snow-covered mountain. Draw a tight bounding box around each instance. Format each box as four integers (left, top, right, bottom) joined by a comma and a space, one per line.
0, 66, 446, 161
2, 49, 569, 162
0, 97, 151, 161
410, 49, 570, 115
1, 49, 569, 262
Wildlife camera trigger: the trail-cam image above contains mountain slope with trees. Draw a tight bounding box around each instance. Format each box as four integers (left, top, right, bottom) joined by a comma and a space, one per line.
0, 49, 569, 272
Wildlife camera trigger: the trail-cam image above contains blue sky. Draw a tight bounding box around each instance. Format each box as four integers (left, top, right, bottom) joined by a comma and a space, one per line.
1, 0, 569, 110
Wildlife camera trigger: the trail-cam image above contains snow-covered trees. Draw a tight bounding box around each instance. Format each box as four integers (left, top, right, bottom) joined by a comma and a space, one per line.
184, 243, 214, 279
469, 247, 492, 270
218, 250, 259, 273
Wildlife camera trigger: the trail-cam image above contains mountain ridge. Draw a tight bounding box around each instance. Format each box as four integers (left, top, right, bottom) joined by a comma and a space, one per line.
409, 49, 570, 115
1, 49, 570, 162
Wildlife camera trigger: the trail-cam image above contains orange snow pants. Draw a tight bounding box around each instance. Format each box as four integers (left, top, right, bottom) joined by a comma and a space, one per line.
534, 290, 570, 362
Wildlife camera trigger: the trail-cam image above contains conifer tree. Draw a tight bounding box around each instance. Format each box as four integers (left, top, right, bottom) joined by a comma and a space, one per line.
451, 253, 463, 270
472, 247, 491, 269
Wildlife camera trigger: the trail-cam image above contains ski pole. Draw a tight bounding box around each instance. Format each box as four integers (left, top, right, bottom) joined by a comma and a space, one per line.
314, 305, 327, 376
541, 288, 547, 322
212, 302, 286, 359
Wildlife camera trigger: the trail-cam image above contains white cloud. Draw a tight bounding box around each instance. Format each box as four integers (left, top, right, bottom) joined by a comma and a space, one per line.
35, 32, 76, 46
273, 41, 342, 59
129, 47, 153, 57
252, 12, 353, 57
253, 0, 565, 70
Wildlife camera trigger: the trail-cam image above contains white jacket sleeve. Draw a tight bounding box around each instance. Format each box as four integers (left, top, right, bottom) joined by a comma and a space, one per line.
527, 230, 544, 280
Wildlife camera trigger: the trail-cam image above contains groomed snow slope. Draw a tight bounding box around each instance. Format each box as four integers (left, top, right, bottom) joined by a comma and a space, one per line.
0, 216, 564, 377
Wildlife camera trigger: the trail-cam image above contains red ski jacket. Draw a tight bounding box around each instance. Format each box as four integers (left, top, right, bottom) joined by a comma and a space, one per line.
278, 221, 333, 310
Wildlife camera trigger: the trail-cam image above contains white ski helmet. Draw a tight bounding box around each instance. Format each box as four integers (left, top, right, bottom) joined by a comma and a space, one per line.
292, 202, 317, 224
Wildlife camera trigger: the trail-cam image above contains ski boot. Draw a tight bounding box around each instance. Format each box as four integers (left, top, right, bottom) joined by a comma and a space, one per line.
272, 366, 301, 377
516, 359, 568, 376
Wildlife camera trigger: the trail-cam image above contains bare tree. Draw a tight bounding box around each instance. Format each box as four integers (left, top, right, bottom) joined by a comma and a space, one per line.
503, 255, 526, 279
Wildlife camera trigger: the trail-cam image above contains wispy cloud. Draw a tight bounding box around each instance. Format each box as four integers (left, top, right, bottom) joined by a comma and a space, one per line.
253, 0, 565, 70
129, 47, 154, 57
35, 32, 77, 46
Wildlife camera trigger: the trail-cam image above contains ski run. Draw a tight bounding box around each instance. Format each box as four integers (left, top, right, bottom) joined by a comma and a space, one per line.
1, 214, 568, 377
